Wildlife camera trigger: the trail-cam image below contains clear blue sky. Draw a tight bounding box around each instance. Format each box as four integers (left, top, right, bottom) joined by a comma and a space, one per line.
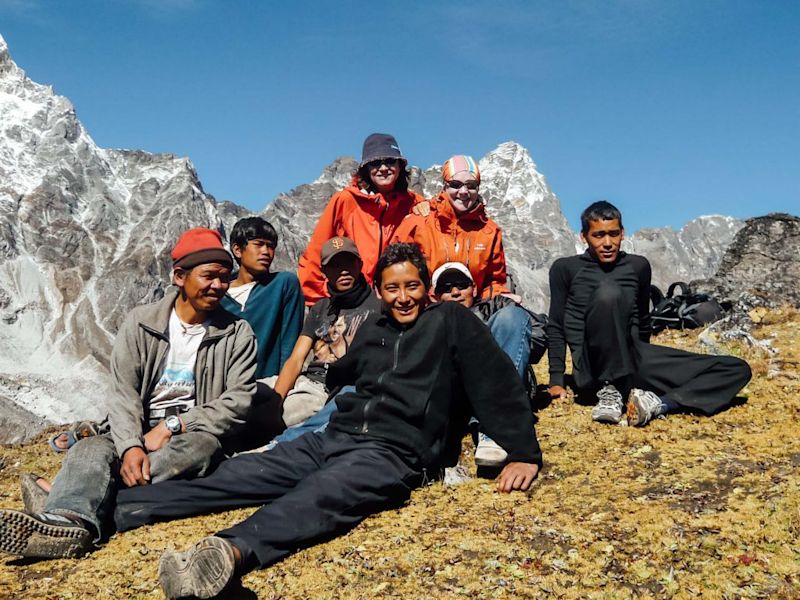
2, 0, 798, 232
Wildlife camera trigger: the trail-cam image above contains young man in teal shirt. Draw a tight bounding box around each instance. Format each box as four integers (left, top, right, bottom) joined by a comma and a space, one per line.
222, 217, 304, 446
222, 217, 303, 378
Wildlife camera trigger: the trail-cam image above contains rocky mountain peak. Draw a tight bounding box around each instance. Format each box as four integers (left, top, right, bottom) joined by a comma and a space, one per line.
0, 33, 754, 440
695, 213, 800, 307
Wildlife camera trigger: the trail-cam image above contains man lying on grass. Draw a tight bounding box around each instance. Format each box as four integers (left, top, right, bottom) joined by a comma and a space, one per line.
547, 200, 751, 425
110, 242, 542, 599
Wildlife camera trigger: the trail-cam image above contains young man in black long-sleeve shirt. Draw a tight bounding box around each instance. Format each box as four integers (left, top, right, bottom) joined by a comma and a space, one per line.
112, 243, 541, 600
547, 201, 751, 426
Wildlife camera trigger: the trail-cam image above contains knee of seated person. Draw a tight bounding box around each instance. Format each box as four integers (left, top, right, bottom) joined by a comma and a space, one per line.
63, 434, 115, 462
732, 357, 753, 384
171, 430, 221, 453
491, 304, 529, 329
590, 281, 624, 308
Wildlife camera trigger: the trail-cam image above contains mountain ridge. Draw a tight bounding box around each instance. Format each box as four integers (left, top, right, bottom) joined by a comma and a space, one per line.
0, 33, 746, 437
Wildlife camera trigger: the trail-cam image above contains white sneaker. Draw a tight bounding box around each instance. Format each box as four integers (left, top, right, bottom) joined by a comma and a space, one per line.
591, 384, 624, 424
626, 388, 663, 426
474, 433, 508, 467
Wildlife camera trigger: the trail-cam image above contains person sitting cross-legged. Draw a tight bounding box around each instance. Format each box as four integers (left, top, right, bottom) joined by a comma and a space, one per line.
110, 242, 542, 600
0, 228, 257, 560
547, 200, 751, 426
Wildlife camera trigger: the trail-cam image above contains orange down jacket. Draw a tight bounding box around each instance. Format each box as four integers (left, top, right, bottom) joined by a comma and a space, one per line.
390, 192, 510, 299
298, 181, 424, 305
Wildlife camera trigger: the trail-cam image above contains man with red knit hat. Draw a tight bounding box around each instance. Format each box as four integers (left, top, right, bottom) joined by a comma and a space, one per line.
0, 227, 258, 560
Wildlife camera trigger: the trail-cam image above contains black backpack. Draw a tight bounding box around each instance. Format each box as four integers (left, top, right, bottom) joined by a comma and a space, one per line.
649, 282, 726, 333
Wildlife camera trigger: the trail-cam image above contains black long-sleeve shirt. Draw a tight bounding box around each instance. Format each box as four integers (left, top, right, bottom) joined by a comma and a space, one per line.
547, 251, 652, 387
327, 301, 543, 469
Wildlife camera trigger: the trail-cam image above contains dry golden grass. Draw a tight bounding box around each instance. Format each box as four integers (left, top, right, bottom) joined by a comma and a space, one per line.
1, 308, 799, 599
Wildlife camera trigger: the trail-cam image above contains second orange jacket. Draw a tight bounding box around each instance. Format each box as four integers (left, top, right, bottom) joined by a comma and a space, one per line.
391, 192, 510, 298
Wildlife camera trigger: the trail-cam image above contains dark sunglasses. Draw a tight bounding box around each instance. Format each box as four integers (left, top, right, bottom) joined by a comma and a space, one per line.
435, 279, 472, 295
446, 180, 480, 190
366, 157, 399, 169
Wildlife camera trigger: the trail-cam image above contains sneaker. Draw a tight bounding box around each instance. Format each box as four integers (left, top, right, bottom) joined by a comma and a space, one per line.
0, 509, 93, 558
591, 384, 624, 424
627, 388, 663, 427
159, 536, 237, 600
20, 474, 49, 514
474, 433, 508, 467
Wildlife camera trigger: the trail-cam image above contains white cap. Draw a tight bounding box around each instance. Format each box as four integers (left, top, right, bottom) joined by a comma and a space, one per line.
431, 262, 474, 289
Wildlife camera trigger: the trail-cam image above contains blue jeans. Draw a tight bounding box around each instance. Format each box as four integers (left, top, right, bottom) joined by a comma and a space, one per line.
487, 305, 533, 378
266, 385, 355, 448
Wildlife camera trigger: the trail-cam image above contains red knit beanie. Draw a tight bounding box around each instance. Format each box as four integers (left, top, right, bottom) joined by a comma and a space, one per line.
171, 227, 233, 270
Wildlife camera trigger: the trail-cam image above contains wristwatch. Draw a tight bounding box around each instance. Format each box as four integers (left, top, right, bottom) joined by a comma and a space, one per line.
165, 415, 182, 434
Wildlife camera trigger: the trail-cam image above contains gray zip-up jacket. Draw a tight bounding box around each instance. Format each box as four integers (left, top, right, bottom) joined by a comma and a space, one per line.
108, 289, 258, 458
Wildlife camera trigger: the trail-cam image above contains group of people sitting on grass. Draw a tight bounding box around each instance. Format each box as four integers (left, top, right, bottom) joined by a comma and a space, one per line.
0, 133, 751, 599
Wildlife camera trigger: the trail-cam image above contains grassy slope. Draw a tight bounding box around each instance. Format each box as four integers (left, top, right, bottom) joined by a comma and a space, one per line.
0, 308, 798, 599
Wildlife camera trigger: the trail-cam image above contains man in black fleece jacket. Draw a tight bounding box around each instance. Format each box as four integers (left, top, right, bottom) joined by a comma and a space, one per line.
547, 201, 751, 426
113, 243, 541, 600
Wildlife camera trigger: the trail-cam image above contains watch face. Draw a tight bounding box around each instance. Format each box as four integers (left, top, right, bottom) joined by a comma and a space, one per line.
166, 416, 181, 433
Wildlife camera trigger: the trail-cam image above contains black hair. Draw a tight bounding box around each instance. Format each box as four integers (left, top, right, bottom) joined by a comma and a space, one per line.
354, 161, 410, 194
374, 243, 430, 290
580, 201, 624, 234
229, 217, 278, 263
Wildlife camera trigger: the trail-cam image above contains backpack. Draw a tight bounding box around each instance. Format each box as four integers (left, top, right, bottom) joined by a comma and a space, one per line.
649, 281, 726, 333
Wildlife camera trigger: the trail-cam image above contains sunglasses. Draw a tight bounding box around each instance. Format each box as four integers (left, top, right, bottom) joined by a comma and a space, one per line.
435, 279, 473, 295
366, 158, 399, 169
446, 180, 480, 191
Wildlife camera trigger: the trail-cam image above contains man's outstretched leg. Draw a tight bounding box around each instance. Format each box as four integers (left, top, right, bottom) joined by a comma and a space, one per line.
157, 431, 421, 599
626, 342, 752, 426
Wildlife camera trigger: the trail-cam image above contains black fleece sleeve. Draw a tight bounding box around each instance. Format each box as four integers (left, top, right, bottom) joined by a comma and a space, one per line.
635, 257, 652, 343
447, 303, 543, 467
546, 258, 570, 387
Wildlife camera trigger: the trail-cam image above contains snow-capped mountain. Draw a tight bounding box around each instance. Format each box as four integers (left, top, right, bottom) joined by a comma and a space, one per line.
0, 34, 743, 439
0, 35, 222, 440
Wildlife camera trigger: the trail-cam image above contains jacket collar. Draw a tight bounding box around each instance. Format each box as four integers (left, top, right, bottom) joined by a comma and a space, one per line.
139, 287, 239, 341
434, 191, 489, 231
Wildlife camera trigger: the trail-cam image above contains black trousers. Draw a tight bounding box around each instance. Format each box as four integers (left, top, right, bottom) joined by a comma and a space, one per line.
578, 281, 751, 414
113, 429, 422, 571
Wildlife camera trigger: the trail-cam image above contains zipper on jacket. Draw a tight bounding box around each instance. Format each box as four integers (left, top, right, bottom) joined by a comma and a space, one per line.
377, 201, 389, 252
361, 330, 403, 433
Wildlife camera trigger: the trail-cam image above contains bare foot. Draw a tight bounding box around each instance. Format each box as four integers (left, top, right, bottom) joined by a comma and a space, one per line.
52, 433, 70, 451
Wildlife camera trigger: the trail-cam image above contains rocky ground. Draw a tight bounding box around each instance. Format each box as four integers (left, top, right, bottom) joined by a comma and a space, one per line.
0, 307, 798, 599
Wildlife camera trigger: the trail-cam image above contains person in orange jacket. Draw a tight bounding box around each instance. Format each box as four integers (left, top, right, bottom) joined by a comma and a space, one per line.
298, 133, 424, 305
391, 154, 510, 300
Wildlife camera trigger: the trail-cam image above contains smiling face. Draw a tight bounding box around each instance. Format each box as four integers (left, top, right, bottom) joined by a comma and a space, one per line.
445, 171, 481, 215
378, 260, 428, 326
322, 252, 363, 293
581, 218, 624, 264
174, 262, 232, 316
368, 158, 401, 193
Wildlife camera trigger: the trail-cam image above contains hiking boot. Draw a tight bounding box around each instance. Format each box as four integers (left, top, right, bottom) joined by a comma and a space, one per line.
20, 474, 49, 514
159, 536, 236, 599
474, 433, 508, 467
0, 509, 93, 559
627, 388, 663, 427
591, 384, 624, 424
